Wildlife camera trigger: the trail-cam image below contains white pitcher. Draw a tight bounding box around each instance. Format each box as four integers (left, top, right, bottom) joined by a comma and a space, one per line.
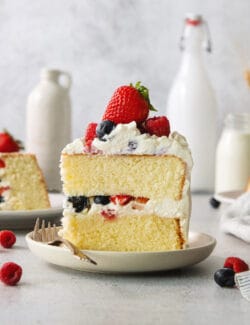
26, 68, 72, 192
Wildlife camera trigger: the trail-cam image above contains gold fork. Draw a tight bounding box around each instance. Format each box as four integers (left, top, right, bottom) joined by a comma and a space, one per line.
32, 218, 97, 265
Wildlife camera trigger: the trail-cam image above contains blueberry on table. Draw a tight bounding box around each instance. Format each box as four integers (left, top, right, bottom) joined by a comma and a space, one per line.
209, 197, 221, 209
214, 268, 235, 287
93, 196, 110, 205
96, 120, 116, 140
68, 196, 90, 213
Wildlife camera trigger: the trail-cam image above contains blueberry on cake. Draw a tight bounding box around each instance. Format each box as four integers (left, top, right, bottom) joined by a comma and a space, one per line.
60, 82, 193, 251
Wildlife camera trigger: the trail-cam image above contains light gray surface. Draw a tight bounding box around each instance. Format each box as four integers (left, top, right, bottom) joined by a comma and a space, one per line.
0, 194, 249, 325
0, 0, 250, 142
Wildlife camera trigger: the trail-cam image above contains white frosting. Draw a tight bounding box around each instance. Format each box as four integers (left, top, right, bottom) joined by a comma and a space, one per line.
62, 138, 84, 154
62, 122, 193, 169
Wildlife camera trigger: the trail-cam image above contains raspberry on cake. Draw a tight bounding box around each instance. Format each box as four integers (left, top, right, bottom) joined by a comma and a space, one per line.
0, 130, 50, 211
60, 82, 193, 252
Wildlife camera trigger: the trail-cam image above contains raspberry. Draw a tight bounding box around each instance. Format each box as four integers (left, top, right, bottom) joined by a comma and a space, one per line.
224, 257, 249, 273
0, 230, 16, 248
84, 123, 98, 149
144, 116, 170, 137
110, 195, 134, 206
0, 262, 22, 286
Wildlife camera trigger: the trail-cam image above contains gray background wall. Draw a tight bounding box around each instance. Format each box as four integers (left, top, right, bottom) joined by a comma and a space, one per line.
0, 0, 249, 141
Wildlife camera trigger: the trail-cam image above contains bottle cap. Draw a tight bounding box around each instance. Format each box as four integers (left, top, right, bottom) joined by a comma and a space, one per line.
185, 13, 203, 26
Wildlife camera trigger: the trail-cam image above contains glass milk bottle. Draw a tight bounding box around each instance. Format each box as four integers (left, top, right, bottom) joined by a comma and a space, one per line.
215, 113, 250, 193
166, 13, 217, 192
26, 69, 72, 192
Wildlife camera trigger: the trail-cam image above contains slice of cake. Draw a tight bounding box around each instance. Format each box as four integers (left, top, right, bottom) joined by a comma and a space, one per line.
0, 131, 50, 210
60, 82, 193, 251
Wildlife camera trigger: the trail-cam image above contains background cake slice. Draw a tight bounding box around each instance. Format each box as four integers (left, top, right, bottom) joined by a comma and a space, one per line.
60, 82, 193, 251
0, 131, 50, 211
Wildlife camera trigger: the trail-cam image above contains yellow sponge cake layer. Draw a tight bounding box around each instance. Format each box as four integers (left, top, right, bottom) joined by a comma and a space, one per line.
61, 154, 186, 200
0, 153, 50, 210
62, 214, 184, 251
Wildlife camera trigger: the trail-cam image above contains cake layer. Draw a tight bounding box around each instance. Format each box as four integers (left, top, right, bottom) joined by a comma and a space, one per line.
0, 153, 50, 210
61, 154, 186, 200
61, 214, 184, 251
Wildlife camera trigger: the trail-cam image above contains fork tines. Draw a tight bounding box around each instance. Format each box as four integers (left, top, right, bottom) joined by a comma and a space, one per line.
32, 218, 58, 242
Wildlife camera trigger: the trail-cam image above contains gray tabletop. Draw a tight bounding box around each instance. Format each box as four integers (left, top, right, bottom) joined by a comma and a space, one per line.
0, 194, 249, 325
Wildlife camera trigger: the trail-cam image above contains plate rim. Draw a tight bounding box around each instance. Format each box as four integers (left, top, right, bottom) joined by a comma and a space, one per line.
26, 229, 216, 256
214, 190, 244, 204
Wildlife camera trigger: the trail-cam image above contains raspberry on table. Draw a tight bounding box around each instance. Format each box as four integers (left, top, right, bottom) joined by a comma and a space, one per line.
224, 257, 249, 273
0, 262, 22, 286
0, 230, 16, 248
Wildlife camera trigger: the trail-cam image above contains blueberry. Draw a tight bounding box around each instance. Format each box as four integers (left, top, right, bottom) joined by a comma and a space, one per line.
96, 120, 116, 141
93, 195, 110, 205
128, 140, 138, 151
214, 268, 235, 287
0, 195, 4, 203
209, 197, 221, 209
68, 196, 90, 213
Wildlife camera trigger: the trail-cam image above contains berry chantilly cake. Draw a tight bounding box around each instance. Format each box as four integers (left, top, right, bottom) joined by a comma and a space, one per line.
60, 82, 193, 251
0, 130, 50, 210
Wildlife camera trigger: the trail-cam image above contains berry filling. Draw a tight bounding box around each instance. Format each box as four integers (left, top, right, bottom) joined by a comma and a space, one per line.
101, 209, 116, 220
66, 195, 150, 214
68, 196, 90, 213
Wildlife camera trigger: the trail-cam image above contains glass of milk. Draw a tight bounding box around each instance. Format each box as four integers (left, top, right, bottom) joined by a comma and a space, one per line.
215, 113, 250, 193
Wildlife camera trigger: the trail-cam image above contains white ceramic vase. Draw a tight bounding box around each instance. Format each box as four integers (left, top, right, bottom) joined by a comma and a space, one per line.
26, 68, 72, 192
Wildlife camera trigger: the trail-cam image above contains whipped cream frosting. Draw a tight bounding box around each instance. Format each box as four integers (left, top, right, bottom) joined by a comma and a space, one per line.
63, 122, 193, 169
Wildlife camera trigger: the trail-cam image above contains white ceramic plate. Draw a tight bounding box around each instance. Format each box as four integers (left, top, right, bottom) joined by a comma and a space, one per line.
26, 230, 216, 273
0, 193, 64, 229
214, 190, 244, 204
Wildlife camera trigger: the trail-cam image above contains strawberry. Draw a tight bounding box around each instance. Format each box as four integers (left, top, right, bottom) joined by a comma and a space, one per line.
135, 197, 149, 204
84, 123, 98, 149
0, 158, 5, 168
101, 209, 116, 220
102, 82, 157, 124
0, 130, 23, 153
144, 116, 170, 137
110, 195, 134, 206
0, 186, 10, 195
224, 257, 249, 273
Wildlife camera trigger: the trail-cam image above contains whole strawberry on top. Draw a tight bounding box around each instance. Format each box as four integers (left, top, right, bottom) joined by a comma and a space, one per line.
0, 130, 23, 153
102, 81, 157, 124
